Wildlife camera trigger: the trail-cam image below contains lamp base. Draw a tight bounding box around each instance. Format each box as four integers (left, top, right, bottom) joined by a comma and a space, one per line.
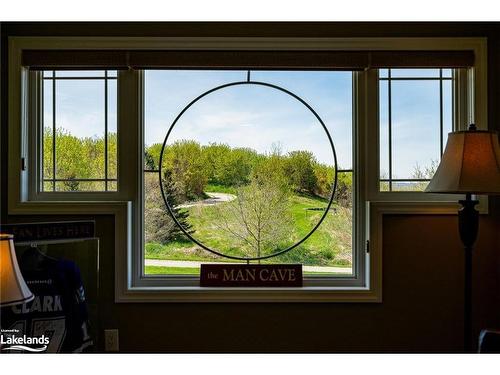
458, 193, 479, 353
458, 194, 479, 249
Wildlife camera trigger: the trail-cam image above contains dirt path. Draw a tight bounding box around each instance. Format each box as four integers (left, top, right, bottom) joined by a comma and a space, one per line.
176, 192, 236, 209
145, 258, 351, 274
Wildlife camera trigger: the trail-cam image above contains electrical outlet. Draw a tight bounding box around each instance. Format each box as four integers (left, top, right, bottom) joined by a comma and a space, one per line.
104, 329, 119, 352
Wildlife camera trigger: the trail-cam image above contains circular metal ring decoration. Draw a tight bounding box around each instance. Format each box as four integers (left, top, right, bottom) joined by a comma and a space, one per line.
159, 76, 338, 261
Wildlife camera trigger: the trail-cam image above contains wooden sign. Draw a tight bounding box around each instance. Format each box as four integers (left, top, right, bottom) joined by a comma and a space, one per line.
0, 221, 95, 243
200, 264, 302, 287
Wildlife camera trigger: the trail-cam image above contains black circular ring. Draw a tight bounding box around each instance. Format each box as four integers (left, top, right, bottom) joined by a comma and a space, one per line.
159, 80, 338, 261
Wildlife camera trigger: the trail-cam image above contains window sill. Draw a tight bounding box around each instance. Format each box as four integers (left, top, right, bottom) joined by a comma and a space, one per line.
117, 286, 381, 303
366, 199, 489, 215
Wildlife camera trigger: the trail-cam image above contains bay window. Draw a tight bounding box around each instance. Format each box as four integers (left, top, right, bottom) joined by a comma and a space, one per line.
6, 37, 487, 302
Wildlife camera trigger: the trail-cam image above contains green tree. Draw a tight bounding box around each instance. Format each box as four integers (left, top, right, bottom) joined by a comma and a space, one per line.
215, 174, 292, 260
220, 147, 257, 186
313, 162, 334, 197
284, 150, 318, 194
144, 143, 163, 170
144, 172, 178, 244
201, 143, 257, 187
43, 127, 117, 191
251, 147, 289, 191
162, 140, 208, 200
202, 143, 232, 184
162, 169, 194, 240
144, 150, 156, 170
335, 171, 353, 207
144, 170, 194, 244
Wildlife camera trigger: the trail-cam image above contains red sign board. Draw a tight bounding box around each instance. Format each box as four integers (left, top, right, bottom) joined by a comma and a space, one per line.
200, 264, 302, 287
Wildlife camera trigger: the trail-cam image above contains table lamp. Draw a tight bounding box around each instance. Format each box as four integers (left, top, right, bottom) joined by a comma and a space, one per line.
0, 233, 34, 306
425, 124, 500, 352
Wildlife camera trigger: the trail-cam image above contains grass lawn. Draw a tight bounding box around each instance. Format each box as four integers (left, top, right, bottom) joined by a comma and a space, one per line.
145, 266, 200, 275
144, 264, 346, 276
145, 189, 352, 271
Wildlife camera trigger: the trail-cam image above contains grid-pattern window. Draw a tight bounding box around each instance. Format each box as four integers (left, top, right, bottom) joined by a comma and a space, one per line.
379, 68, 454, 192
41, 70, 118, 192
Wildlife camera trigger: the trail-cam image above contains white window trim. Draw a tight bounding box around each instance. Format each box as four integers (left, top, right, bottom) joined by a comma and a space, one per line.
133, 69, 367, 291
5, 36, 487, 303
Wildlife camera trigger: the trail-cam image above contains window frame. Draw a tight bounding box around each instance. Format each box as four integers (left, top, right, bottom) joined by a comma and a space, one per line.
20, 69, 137, 203
28, 70, 120, 198
377, 68, 455, 192
136, 69, 366, 289
6, 36, 488, 303
366, 66, 488, 212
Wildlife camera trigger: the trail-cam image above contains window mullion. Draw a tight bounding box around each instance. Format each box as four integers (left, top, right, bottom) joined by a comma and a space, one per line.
387, 69, 393, 192
117, 69, 143, 286
364, 68, 380, 202
52, 70, 56, 192
104, 70, 109, 192
39, 72, 44, 193
352, 70, 368, 285
439, 69, 444, 157
454, 68, 470, 131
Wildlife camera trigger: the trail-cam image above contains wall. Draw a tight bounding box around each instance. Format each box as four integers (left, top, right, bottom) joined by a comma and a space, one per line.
1, 22, 500, 353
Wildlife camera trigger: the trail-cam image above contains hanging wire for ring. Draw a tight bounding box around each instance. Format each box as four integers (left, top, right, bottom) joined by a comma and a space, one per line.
159, 70, 338, 262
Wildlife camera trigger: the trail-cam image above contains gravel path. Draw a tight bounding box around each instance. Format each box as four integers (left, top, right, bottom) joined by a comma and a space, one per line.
145, 258, 351, 274
176, 192, 236, 209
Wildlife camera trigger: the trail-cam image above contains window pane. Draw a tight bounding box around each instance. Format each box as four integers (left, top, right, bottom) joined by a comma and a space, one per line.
389, 68, 441, 78
443, 80, 453, 150
379, 80, 389, 183
391, 80, 441, 180
379, 69, 453, 192
41, 71, 118, 192
54, 180, 106, 192
442, 69, 453, 78
107, 79, 118, 180
55, 80, 105, 180
144, 70, 353, 277
43, 181, 54, 192
391, 180, 430, 192
107, 181, 117, 191
379, 181, 390, 192
42, 79, 54, 181
55, 70, 105, 78
42, 70, 54, 78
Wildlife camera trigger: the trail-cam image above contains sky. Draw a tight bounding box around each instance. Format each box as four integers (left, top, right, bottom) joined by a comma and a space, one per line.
144, 70, 352, 169
43, 68, 452, 177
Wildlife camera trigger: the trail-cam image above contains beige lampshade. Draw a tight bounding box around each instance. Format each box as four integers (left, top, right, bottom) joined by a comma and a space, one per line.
426, 129, 500, 194
0, 234, 34, 306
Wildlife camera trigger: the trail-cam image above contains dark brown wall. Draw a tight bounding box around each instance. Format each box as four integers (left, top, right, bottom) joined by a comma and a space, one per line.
2, 22, 500, 353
